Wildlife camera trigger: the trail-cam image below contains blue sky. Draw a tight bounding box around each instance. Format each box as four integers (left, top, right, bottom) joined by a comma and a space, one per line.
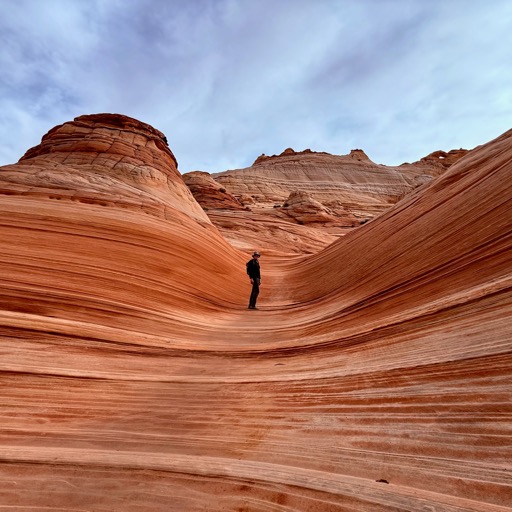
1, 0, 511, 173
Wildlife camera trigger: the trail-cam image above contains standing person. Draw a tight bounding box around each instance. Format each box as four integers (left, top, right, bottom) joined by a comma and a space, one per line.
246, 251, 261, 309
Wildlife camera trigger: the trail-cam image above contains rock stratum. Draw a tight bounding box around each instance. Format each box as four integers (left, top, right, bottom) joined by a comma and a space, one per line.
0, 114, 511, 511
214, 146, 467, 217
184, 147, 468, 254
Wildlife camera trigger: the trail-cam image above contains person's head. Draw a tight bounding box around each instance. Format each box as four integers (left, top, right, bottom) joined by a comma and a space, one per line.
252, 251, 260, 259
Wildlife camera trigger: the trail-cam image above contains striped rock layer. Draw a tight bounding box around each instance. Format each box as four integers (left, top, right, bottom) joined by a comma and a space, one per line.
0, 114, 510, 511
213, 146, 468, 217
186, 147, 467, 255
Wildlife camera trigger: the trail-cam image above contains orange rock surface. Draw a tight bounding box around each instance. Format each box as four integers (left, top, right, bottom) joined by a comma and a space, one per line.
0, 114, 510, 511
182, 170, 245, 210
186, 147, 468, 255
213, 147, 468, 218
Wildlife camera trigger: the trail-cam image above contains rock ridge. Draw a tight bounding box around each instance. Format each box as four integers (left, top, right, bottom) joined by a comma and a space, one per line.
252, 146, 373, 166
22, 113, 179, 171
0, 114, 510, 511
2, 113, 208, 223
190, 144, 469, 254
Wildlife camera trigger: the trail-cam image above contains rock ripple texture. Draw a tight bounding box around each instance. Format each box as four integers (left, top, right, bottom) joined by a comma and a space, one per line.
213, 147, 468, 218
0, 114, 511, 511
187, 147, 468, 255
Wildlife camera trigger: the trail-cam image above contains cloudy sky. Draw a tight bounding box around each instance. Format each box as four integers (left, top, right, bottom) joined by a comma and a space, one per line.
1, 0, 511, 173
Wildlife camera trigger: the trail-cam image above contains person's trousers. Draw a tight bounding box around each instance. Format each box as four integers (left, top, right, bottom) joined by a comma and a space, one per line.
249, 278, 260, 308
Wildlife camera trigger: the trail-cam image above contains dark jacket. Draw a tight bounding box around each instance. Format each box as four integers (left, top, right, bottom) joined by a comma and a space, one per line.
246, 258, 261, 280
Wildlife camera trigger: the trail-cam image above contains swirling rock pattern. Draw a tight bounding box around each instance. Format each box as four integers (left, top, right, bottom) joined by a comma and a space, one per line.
187, 147, 468, 256
6, 113, 209, 224
213, 147, 469, 218
0, 115, 510, 511
282, 189, 357, 225
182, 170, 245, 210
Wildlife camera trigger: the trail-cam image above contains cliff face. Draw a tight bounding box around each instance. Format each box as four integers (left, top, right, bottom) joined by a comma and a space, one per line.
0, 115, 510, 512
185, 146, 468, 254
6, 113, 209, 224
0, 112, 247, 328
213, 146, 468, 217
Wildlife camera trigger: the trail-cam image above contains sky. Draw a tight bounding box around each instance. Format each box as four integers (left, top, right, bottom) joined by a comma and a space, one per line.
1, 0, 511, 173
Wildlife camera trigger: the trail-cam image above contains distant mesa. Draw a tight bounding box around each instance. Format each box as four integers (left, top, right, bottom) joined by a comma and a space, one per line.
201, 142, 469, 254
253, 146, 337, 165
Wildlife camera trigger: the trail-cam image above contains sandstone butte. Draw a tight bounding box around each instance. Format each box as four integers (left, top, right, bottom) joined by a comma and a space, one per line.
0, 113, 511, 512
183, 146, 467, 255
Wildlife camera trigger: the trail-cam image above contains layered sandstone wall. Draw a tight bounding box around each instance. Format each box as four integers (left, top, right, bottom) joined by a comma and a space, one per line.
184, 146, 468, 255
182, 170, 245, 210
212, 147, 468, 218
0, 115, 510, 512
5, 113, 209, 224
291, 131, 511, 306
0, 114, 248, 333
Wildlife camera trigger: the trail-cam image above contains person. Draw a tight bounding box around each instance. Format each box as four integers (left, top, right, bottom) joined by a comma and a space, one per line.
246, 251, 261, 309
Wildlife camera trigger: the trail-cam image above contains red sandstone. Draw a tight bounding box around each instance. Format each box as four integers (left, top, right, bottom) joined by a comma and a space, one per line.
0, 114, 510, 511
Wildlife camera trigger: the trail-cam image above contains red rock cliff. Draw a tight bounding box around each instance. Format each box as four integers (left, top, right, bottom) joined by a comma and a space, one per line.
213, 146, 468, 218
8, 113, 208, 223
0, 116, 510, 512
186, 146, 468, 256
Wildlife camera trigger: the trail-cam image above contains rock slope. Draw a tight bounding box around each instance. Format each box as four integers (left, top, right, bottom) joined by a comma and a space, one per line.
0, 115, 510, 512
185, 147, 468, 254
182, 170, 245, 210
213, 146, 468, 217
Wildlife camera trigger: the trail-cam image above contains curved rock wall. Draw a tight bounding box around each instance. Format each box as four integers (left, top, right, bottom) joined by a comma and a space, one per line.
213, 147, 468, 217
188, 146, 468, 256
10, 113, 210, 224
0, 116, 510, 511
0, 113, 248, 342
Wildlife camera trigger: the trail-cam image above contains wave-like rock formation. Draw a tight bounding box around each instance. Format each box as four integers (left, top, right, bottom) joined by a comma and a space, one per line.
182, 171, 357, 255
186, 147, 468, 255
213, 146, 468, 217
182, 170, 245, 210
0, 114, 511, 511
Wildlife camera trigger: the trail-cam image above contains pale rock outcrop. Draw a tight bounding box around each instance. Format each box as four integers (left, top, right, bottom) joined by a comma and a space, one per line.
182, 170, 244, 210
238, 193, 255, 206
213, 147, 469, 219
188, 146, 468, 255
282, 189, 357, 225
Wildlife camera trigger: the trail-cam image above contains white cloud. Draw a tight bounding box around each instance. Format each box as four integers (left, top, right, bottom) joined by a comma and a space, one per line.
1, 0, 511, 171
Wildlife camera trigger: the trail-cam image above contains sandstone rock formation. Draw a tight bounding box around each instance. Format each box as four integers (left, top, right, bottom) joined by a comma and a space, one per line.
282, 189, 358, 225
2, 113, 209, 224
0, 114, 510, 512
185, 146, 468, 255
205, 207, 343, 255
213, 146, 469, 218
182, 170, 244, 210
412, 148, 470, 175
